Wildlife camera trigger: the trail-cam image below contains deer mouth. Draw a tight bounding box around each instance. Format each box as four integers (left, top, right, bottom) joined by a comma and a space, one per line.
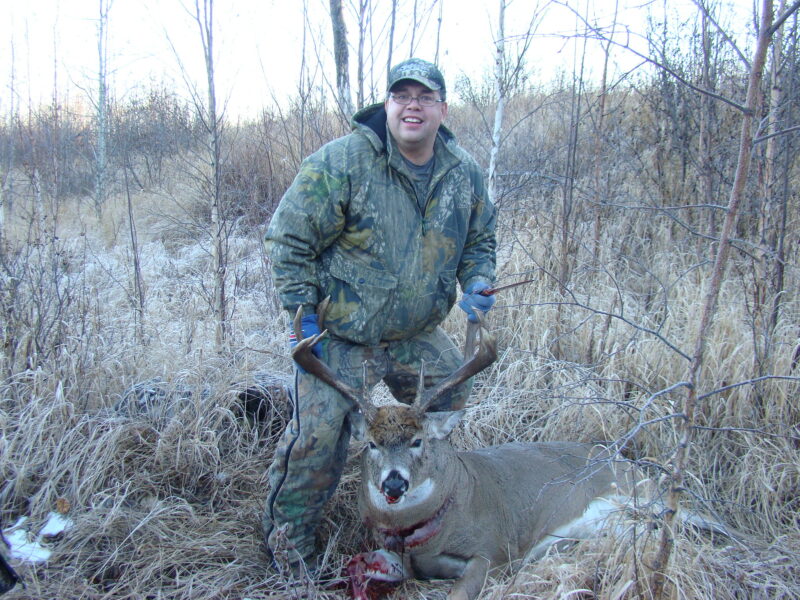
378, 497, 452, 552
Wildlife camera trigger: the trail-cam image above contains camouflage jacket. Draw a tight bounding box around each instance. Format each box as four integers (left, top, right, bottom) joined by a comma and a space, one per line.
265, 103, 496, 345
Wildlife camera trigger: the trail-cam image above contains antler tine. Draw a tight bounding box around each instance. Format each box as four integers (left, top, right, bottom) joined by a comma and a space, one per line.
293, 304, 306, 343
416, 360, 426, 401
361, 362, 377, 423
414, 316, 498, 414
316, 296, 330, 330
292, 296, 332, 344
291, 306, 377, 422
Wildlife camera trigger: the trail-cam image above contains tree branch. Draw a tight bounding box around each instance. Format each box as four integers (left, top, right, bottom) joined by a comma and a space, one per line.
551, 1, 751, 113
768, 0, 800, 34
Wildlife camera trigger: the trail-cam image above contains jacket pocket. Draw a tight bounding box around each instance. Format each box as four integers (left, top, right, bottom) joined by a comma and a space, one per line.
378, 267, 457, 340
323, 251, 398, 344
430, 269, 458, 326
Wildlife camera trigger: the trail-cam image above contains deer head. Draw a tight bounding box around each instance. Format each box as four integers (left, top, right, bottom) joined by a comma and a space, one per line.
291, 302, 497, 514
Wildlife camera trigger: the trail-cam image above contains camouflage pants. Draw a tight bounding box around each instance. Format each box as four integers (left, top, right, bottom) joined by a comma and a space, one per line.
263, 326, 471, 562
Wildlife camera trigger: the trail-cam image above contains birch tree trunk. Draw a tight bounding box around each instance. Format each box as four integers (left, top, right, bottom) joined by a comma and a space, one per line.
357, 0, 368, 108
194, 0, 228, 350
94, 0, 110, 217
487, 0, 506, 204
329, 0, 354, 117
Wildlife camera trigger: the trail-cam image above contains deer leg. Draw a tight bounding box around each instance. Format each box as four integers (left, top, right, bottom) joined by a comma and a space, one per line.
446, 555, 490, 600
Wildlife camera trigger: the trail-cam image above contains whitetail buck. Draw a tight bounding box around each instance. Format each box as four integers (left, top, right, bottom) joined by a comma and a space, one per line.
292, 309, 728, 600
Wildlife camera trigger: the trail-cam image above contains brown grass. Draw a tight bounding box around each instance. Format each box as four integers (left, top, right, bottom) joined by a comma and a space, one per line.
1, 166, 798, 600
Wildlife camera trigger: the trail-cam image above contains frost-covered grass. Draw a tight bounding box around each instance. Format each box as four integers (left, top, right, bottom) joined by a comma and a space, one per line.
1, 184, 798, 599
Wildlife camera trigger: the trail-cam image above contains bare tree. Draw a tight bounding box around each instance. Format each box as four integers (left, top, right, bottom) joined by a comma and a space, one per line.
0, 38, 16, 243
589, 0, 619, 265
434, 0, 443, 63
486, 0, 506, 204
330, 0, 354, 117
409, 0, 418, 57
550, 9, 591, 361
485, 1, 543, 204
192, 0, 229, 350
649, 1, 784, 595
698, 1, 716, 236
753, 0, 794, 374
123, 163, 145, 344
356, 0, 369, 108
94, 0, 110, 216
387, 0, 397, 73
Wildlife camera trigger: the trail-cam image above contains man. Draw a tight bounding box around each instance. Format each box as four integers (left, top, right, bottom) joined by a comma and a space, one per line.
263, 58, 496, 574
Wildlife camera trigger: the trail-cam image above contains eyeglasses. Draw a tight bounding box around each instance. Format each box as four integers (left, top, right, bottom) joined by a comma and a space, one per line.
389, 93, 444, 107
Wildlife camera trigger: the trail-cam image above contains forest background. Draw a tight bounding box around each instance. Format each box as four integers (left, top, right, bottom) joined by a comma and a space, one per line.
0, 0, 798, 598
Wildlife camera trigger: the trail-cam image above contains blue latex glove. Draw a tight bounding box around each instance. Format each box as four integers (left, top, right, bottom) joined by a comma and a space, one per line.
458, 282, 496, 323
290, 314, 322, 373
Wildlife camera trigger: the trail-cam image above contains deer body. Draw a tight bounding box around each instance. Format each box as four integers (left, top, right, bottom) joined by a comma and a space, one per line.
357, 405, 622, 600
364, 440, 617, 561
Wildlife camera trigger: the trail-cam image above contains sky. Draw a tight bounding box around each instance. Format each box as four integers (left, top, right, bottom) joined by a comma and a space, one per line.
0, 0, 752, 120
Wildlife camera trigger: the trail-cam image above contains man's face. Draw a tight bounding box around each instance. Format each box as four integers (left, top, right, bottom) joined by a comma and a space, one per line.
384, 81, 448, 161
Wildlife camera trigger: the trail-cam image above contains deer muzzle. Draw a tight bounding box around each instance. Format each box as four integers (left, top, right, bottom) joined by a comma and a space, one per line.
381, 470, 409, 504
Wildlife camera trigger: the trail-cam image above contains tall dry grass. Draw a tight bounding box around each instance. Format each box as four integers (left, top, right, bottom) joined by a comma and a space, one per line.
1, 132, 799, 600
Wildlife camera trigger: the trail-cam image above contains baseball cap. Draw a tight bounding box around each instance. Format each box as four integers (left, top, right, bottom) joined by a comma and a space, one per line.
387, 58, 446, 99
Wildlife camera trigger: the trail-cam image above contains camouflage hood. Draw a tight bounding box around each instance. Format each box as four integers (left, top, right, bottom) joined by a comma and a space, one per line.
265, 102, 496, 345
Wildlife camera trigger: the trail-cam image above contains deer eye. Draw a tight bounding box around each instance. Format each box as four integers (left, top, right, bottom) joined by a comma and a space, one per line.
411, 438, 423, 448
368, 441, 377, 450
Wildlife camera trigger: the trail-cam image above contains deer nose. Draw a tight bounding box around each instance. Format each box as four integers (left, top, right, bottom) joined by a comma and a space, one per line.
381, 470, 409, 503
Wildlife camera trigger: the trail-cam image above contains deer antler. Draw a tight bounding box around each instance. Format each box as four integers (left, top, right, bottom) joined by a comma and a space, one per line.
413, 315, 497, 414
290, 302, 378, 424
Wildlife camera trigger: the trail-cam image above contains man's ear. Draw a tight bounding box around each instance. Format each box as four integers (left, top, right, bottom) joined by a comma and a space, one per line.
424, 410, 464, 440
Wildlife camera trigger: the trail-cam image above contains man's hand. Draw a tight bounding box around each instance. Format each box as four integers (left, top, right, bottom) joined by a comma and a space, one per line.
290, 315, 322, 373
458, 282, 496, 323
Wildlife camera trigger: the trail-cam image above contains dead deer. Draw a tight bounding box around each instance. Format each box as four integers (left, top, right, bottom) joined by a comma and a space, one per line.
291, 309, 730, 600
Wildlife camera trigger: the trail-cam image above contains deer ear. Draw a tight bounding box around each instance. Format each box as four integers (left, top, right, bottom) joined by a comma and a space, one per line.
425, 410, 465, 440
